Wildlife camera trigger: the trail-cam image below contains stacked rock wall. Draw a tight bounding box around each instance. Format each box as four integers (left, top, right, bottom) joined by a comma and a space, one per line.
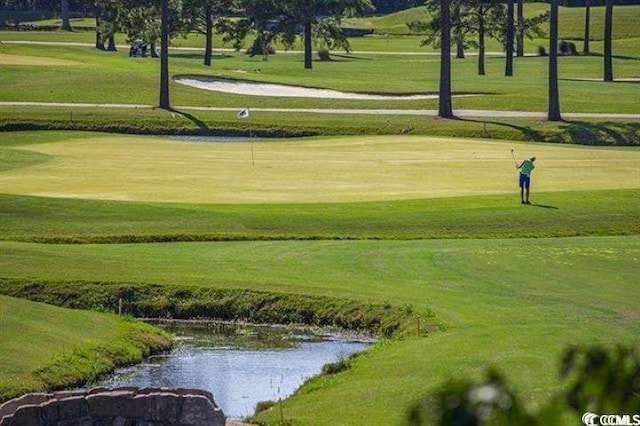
0, 387, 225, 426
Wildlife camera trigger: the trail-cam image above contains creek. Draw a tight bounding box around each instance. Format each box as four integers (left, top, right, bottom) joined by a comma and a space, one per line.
94, 322, 370, 420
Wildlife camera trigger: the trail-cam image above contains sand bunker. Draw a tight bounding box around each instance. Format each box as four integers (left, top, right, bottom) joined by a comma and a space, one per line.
175, 76, 446, 100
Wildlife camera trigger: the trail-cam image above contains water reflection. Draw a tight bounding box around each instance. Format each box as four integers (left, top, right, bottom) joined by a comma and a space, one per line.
95, 323, 370, 420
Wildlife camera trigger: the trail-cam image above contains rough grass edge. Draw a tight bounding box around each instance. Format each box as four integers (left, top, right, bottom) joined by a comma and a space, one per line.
0, 317, 172, 403
1, 118, 639, 146
0, 279, 442, 339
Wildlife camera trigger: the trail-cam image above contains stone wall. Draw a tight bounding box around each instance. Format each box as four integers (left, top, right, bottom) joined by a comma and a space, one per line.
0, 387, 225, 426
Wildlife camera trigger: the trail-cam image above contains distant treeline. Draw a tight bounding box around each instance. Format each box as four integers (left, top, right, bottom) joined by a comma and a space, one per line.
0, 0, 424, 16
371, 0, 422, 14
560, 0, 640, 5
1, 0, 638, 17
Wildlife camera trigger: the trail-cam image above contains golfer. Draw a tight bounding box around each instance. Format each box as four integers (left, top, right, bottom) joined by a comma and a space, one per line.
517, 157, 535, 204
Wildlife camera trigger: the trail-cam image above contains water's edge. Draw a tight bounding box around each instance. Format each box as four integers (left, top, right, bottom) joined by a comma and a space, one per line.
92, 321, 371, 420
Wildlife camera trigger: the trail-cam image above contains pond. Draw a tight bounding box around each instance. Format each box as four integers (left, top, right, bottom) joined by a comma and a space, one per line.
94, 322, 370, 420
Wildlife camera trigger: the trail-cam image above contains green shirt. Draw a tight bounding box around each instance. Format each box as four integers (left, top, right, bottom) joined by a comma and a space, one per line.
520, 159, 535, 176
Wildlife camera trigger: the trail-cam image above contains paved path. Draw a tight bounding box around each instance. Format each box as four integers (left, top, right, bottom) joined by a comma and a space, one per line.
1, 40, 511, 56
1, 101, 638, 119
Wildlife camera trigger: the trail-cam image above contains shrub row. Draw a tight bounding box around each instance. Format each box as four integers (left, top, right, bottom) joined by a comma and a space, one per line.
0, 122, 317, 139
2, 115, 639, 145
0, 279, 440, 338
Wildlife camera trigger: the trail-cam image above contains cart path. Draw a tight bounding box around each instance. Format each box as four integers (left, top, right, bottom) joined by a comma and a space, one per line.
1, 40, 512, 56
1, 101, 638, 119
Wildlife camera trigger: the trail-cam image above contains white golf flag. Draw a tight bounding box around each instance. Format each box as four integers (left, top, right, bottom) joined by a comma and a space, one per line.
237, 108, 250, 119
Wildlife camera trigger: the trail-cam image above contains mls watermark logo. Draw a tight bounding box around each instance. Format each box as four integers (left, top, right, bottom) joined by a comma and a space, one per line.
582, 412, 640, 426
583, 412, 599, 425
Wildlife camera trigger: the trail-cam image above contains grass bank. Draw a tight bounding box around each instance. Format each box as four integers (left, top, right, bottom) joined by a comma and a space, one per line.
0, 280, 438, 338
1, 107, 639, 145
0, 295, 172, 402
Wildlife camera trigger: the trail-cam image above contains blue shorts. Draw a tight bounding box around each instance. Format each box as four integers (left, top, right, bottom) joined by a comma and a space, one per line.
519, 173, 531, 189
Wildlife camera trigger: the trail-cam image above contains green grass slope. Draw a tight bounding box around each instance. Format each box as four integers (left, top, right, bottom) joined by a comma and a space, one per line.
344, 6, 431, 34
0, 295, 172, 401
1, 236, 638, 424
0, 130, 638, 424
526, 3, 640, 40
348, 4, 640, 40
1, 188, 638, 242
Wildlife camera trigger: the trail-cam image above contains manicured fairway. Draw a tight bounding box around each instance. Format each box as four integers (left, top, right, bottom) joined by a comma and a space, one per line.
1, 133, 638, 203
2, 237, 638, 326
1, 129, 638, 424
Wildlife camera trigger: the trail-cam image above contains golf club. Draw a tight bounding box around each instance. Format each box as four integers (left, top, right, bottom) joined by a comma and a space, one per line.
510, 149, 519, 168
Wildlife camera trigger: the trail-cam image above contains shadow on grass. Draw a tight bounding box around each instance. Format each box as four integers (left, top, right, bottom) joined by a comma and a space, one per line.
461, 118, 545, 141
169, 108, 209, 130
329, 54, 374, 61
531, 203, 559, 210
170, 52, 234, 61
557, 121, 640, 146
459, 118, 639, 146
562, 78, 640, 84
580, 52, 640, 61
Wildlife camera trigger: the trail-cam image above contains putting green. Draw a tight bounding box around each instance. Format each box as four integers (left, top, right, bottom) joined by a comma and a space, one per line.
0, 134, 638, 203
0, 52, 80, 66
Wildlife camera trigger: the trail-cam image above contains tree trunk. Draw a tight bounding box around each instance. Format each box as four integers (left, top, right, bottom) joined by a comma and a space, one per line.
583, 0, 590, 55
60, 0, 71, 31
159, 0, 170, 110
438, 0, 453, 118
95, 16, 105, 50
478, 7, 485, 76
204, 4, 213, 66
604, 0, 613, 81
455, 33, 465, 59
261, 33, 269, 61
304, 19, 313, 69
505, 0, 514, 76
452, 3, 464, 59
548, 0, 562, 121
107, 35, 116, 51
516, 0, 524, 57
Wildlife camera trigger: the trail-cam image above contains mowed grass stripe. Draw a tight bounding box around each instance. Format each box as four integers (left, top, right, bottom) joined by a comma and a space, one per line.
1, 237, 638, 325
1, 189, 639, 242
1, 133, 639, 204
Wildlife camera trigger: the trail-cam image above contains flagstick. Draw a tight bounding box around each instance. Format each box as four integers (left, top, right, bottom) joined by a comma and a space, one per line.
237, 108, 253, 166
250, 127, 254, 166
